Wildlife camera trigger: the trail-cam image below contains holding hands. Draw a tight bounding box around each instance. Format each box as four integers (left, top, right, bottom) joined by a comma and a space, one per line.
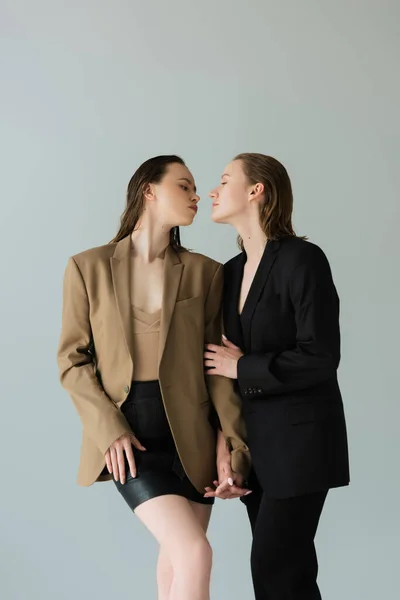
204, 428, 251, 500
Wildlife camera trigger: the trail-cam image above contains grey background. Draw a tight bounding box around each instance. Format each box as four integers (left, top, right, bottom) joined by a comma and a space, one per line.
1, 1, 399, 598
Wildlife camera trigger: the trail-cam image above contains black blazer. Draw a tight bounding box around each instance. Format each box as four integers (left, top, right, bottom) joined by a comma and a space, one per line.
223, 236, 350, 498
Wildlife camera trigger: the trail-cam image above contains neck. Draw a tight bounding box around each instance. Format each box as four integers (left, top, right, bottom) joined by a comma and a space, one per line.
130, 215, 171, 262
233, 216, 267, 263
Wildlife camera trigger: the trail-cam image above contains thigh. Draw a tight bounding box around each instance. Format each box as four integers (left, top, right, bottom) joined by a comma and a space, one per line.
243, 490, 262, 534
241, 468, 263, 534
189, 501, 212, 533
253, 491, 328, 556
135, 494, 209, 553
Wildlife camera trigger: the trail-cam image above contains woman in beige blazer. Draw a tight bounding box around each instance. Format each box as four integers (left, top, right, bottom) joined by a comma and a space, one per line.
57, 155, 250, 600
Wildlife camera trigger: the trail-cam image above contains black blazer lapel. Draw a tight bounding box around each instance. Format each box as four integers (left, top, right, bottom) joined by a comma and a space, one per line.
240, 240, 281, 350
223, 254, 245, 350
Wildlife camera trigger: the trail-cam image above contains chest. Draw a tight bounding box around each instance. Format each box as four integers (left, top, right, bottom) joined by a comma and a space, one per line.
225, 264, 296, 352
130, 258, 164, 313
238, 262, 259, 314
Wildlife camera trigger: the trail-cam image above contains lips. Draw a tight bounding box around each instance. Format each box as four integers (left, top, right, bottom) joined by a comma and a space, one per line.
189, 206, 198, 213
212, 203, 219, 207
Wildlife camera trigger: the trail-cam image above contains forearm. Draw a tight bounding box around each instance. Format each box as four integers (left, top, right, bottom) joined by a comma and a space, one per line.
59, 358, 131, 455
207, 375, 251, 478
58, 257, 131, 455
237, 344, 337, 398
216, 427, 230, 459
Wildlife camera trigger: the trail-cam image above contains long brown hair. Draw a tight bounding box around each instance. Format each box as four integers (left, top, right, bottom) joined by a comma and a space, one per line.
234, 153, 303, 249
111, 155, 186, 250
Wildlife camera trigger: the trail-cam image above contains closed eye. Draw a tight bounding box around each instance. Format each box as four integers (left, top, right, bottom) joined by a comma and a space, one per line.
180, 185, 189, 191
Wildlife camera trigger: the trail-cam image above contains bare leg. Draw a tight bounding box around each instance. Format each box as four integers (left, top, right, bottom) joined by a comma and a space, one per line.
156, 500, 212, 600
189, 500, 213, 533
135, 495, 213, 600
157, 546, 173, 600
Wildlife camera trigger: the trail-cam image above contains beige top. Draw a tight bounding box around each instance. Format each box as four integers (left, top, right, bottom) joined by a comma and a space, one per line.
131, 306, 161, 381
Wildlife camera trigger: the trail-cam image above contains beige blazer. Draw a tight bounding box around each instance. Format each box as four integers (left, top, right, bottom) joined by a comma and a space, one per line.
57, 235, 250, 491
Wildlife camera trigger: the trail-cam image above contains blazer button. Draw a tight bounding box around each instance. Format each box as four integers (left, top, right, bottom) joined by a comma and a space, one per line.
249, 389, 253, 394
124, 385, 130, 394
257, 388, 262, 393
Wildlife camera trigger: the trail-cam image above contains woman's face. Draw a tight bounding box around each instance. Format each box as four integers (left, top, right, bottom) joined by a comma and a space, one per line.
148, 163, 199, 227
209, 160, 251, 224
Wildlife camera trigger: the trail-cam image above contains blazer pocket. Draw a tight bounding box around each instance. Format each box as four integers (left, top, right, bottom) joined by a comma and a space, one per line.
286, 401, 343, 425
175, 295, 202, 309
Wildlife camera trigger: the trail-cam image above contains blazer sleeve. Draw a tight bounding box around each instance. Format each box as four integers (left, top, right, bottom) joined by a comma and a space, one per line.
57, 257, 132, 455
237, 246, 340, 397
204, 264, 251, 478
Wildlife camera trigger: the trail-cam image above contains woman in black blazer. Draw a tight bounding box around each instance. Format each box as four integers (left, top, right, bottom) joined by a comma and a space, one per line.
204, 153, 349, 600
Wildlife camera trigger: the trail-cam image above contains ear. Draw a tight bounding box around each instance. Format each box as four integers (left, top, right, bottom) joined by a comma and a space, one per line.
249, 182, 264, 202
143, 183, 156, 202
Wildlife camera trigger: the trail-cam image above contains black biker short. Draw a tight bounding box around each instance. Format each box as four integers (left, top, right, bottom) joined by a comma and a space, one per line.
113, 380, 214, 511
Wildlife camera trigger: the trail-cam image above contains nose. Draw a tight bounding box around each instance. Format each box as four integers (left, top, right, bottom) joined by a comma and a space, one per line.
209, 188, 218, 200
192, 193, 200, 204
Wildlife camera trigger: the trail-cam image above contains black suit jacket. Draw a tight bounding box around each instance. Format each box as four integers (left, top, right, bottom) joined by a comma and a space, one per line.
224, 236, 350, 498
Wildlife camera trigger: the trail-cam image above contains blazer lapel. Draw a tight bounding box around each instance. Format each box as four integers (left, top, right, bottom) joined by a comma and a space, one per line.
223, 254, 245, 350
240, 239, 281, 350
110, 235, 134, 364
158, 245, 184, 367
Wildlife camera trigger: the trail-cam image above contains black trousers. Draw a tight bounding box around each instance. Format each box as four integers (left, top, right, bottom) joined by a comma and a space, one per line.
244, 486, 328, 600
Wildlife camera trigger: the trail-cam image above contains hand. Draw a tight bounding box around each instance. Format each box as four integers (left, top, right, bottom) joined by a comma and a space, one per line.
105, 431, 146, 485
204, 465, 252, 500
205, 429, 251, 499
204, 335, 244, 379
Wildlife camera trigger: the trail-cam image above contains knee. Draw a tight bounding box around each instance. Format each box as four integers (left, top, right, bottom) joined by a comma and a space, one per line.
251, 539, 283, 582
190, 537, 213, 572
157, 551, 173, 580
174, 536, 212, 576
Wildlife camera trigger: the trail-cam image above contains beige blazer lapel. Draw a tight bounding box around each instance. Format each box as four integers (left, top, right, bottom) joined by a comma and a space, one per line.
158, 245, 183, 367
110, 235, 134, 365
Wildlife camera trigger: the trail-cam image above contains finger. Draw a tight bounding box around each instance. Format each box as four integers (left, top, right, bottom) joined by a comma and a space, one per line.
219, 463, 233, 481
204, 359, 218, 368
214, 489, 239, 500
204, 351, 219, 360
222, 336, 240, 350
231, 486, 252, 496
204, 485, 217, 498
130, 435, 146, 452
215, 480, 231, 495
205, 367, 219, 375
215, 492, 236, 500
110, 447, 119, 482
216, 482, 248, 497
205, 343, 220, 353
117, 447, 126, 484
221, 492, 244, 500
105, 450, 112, 474
216, 485, 249, 499
124, 443, 137, 478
